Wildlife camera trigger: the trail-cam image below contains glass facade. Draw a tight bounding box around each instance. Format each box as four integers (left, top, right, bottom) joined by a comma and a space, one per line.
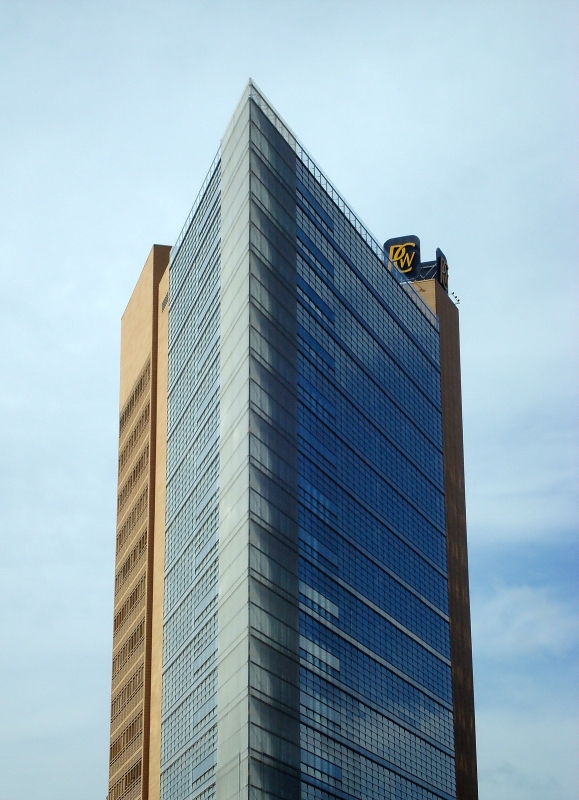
159, 84, 460, 800
293, 150, 455, 800
161, 160, 221, 800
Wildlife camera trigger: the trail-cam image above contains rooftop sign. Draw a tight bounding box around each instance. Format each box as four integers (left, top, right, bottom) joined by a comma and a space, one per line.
384, 235, 422, 280
384, 235, 449, 292
436, 248, 449, 291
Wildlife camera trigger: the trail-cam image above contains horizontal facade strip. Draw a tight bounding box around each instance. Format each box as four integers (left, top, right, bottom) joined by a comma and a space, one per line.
301, 613, 453, 711
296, 187, 440, 372
295, 272, 442, 451
301, 721, 455, 800
296, 243, 441, 412
301, 662, 454, 757
299, 447, 447, 570
300, 590, 449, 669
300, 534, 448, 621
298, 385, 444, 520
297, 334, 444, 492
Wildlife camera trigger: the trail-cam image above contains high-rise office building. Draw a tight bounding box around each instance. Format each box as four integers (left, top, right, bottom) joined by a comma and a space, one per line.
107, 82, 477, 800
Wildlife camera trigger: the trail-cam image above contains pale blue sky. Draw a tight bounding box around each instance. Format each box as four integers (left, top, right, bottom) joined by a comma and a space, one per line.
0, 2, 577, 799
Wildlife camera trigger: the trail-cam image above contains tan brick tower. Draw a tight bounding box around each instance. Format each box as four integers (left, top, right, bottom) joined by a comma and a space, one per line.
108, 245, 170, 800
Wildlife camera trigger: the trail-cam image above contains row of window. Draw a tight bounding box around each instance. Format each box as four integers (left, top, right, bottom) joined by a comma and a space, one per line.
119, 360, 150, 439
109, 757, 141, 800
295, 191, 437, 363
167, 353, 219, 471
299, 614, 454, 747
296, 244, 442, 447
163, 645, 217, 715
168, 313, 218, 437
308, 206, 436, 362
169, 168, 220, 309
112, 618, 145, 681
299, 396, 444, 522
115, 530, 147, 597
300, 582, 451, 701
301, 668, 455, 792
300, 557, 450, 659
161, 678, 216, 764
299, 504, 448, 619
113, 575, 146, 638
164, 534, 216, 616
298, 352, 443, 481
165, 440, 218, 528
301, 351, 441, 474
111, 664, 144, 724
162, 705, 216, 767
167, 393, 219, 492
250, 118, 296, 202
169, 301, 219, 408
160, 725, 217, 800
297, 211, 440, 402
298, 297, 441, 444
164, 488, 218, 575
296, 160, 437, 352
110, 711, 142, 764
297, 430, 447, 598
170, 242, 219, 358
166, 417, 218, 515
115, 487, 148, 556
170, 200, 219, 313
117, 444, 149, 517
118, 402, 150, 478
300, 452, 445, 571
301, 723, 451, 800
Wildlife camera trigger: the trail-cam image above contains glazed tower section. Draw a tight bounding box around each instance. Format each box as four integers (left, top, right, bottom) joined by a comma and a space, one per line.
285, 122, 459, 800
160, 158, 222, 800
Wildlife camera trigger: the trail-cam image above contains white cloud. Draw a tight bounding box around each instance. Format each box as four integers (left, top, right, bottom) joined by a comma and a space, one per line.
477, 707, 579, 800
472, 586, 579, 659
463, 366, 579, 545
481, 763, 565, 800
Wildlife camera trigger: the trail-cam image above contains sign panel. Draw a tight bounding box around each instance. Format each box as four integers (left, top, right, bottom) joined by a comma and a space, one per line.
384, 235, 421, 280
436, 248, 449, 292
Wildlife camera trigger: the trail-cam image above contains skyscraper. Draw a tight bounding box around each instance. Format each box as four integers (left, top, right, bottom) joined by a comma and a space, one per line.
108, 82, 477, 800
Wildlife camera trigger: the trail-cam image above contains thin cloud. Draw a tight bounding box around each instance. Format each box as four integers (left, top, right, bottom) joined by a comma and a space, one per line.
472, 586, 579, 659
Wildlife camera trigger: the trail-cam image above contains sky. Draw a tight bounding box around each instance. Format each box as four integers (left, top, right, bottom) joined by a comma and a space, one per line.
0, 2, 577, 799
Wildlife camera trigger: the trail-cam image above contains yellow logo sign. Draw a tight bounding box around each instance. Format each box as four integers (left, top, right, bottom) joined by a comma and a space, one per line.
388, 242, 419, 274
384, 235, 421, 279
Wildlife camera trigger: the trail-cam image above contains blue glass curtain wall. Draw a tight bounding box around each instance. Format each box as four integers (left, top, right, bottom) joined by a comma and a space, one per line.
295, 157, 456, 799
